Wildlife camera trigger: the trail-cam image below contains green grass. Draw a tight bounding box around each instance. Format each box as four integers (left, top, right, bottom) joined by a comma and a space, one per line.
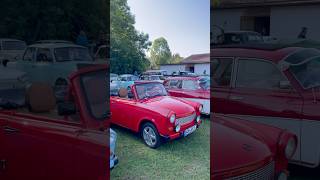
110, 118, 210, 180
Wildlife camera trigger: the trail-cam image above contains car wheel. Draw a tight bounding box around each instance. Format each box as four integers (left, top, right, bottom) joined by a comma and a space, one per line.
141, 122, 161, 148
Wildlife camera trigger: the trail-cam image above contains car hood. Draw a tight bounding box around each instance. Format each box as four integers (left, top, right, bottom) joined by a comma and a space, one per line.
139, 96, 195, 117
213, 115, 273, 177
0, 67, 26, 80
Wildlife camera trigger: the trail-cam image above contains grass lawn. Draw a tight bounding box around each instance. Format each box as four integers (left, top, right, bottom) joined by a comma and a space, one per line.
110, 117, 210, 180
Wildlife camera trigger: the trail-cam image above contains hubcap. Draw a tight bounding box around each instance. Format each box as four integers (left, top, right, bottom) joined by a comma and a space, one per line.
143, 127, 157, 146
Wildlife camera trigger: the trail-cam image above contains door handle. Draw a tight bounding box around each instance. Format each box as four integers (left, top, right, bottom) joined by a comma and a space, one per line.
3, 126, 20, 134
229, 96, 244, 100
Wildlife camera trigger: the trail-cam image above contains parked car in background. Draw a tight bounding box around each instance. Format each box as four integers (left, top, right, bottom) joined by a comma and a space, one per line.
211, 45, 320, 167
172, 71, 197, 76
0, 67, 30, 107
215, 31, 264, 45
6, 43, 94, 89
213, 114, 297, 179
140, 75, 164, 83
0, 39, 26, 64
110, 81, 202, 148
164, 76, 210, 115
143, 70, 168, 76
0, 65, 110, 179
110, 73, 120, 96
35, 40, 73, 44
110, 128, 119, 169
119, 74, 139, 88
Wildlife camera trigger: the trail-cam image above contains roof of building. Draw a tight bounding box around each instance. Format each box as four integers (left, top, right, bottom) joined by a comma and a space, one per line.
181, 53, 210, 64
212, 0, 320, 9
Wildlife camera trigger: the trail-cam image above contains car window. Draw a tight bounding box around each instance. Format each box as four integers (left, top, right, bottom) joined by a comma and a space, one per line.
182, 80, 199, 90
211, 58, 233, 87
36, 48, 53, 62
236, 59, 287, 89
168, 80, 181, 88
23, 47, 36, 61
3, 41, 26, 50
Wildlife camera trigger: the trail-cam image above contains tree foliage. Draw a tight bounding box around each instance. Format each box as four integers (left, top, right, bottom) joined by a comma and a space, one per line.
110, 0, 151, 74
149, 37, 172, 69
170, 53, 183, 64
0, 0, 109, 44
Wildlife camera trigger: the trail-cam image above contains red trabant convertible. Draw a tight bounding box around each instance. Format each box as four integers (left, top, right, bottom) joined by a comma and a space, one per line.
110, 81, 202, 148
164, 76, 210, 115
211, 45, 320, 167
0, 65, 110, 179
213, 114, 297, 179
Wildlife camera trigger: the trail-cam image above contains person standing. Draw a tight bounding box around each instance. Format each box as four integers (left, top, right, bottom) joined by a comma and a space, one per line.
76, 30, 89, 47
298, 27, 308, 39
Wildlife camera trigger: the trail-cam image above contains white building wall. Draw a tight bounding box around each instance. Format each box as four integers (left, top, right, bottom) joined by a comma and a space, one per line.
270, 5, 320, 41
211, 9, 243, 31
160, 64, 186, 75
194, 63, 210, 75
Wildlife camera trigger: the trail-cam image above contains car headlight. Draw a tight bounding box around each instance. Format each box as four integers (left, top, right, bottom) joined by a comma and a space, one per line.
199, 105, 203, 112
196, 115, 201, 123
175, 125, 181, 132
169, 114, 176, 123
285, 137, 296, 159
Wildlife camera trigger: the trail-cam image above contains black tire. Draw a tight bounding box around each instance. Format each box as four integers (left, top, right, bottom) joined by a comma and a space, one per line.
141, 122, 161, 148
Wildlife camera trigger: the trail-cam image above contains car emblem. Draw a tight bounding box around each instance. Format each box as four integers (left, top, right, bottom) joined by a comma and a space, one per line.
242, 144, 253, 152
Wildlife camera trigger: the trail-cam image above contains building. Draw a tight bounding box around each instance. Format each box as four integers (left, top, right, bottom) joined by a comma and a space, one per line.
211, 0, 320, 40
160, 53, 210, 75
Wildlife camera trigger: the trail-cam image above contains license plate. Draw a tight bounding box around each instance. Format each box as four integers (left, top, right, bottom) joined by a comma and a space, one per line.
184, 125, 197, 137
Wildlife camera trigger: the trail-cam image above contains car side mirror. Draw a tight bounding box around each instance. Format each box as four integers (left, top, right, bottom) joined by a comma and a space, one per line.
279, 81, 291, 89
58, 102, 76, 116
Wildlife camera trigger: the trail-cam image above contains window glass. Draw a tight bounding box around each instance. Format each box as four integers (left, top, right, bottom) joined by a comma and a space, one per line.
236, 59, 286, 89
169, 80, 181, 88
36, 48, 53, 62
23, 47, 35, 61
182, 80, 199, 90
211, 58, 233, 87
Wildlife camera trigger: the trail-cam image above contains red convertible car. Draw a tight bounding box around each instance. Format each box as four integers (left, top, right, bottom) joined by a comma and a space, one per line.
213, 113, 297, 179
110, 81, 202, 148
0, 65, 110, 179
211, 44, 320, 167
164, 76, 210, 115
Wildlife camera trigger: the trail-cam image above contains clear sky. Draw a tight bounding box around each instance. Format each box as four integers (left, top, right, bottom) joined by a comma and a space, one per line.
127, 0, 210, 58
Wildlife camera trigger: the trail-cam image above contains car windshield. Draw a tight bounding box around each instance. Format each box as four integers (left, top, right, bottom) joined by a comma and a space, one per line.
3, 41, 26, 50
290, 57, 320, 89
110, 74, 118, 81
150, 76, 160, 80
55, 47, 92, 62
81, 69, 109, 119
136, 83, 168, 99
199, 77, 210, 90
121, 75, 139, 81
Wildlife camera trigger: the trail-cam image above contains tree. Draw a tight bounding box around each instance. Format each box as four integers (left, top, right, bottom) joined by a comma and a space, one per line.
170, 53, 183, 64
149, 37, 172, 69
110, 0, 151, 74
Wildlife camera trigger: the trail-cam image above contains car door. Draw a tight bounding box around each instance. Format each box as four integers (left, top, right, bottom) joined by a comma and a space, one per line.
2, 113, 82, 179
211, 57, 234, 114
227, 58, 303, 162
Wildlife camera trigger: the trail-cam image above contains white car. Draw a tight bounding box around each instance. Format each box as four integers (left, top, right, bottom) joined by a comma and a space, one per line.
0, 39, 26, 64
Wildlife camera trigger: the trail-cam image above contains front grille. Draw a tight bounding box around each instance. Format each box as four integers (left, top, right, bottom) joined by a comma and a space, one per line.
228, 161, 275, 180
175, 112, 196, 126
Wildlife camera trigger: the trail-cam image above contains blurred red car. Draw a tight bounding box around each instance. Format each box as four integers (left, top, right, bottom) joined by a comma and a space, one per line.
164, 76, 210, 115
110, 81, 202, 148
212, 45, 320, 167
213, 114, 297, 179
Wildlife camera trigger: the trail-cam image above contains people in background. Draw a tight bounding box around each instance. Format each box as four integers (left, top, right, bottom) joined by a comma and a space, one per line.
298, 27, 308, 39
76, 30, 89, 47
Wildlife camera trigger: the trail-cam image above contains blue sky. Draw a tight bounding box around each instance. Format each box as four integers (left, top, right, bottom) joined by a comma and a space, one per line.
127, 0, 210, 58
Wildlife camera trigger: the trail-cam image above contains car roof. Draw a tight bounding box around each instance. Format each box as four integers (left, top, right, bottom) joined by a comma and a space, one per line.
134, 81, 161, 85
28, 43, 86, 49
120, 74, 134, 77
166, 76, 200, 80
211, 44, 303, 64
0, 38, 25, 42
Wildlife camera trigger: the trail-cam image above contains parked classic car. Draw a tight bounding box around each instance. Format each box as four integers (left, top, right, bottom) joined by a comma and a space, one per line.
0, 67, 30, 107
164, 76, 210, 115
6, 43, 94, 89
0, 65, 112, 179
110, 128, 119, 169
0, 39, 26, 64
211, 44, 320, 167
110, 81, 202, 148
213, 114, 297, 179
140, 75, 164, 83
212, 31, 264, 46
119, 74, 139, 88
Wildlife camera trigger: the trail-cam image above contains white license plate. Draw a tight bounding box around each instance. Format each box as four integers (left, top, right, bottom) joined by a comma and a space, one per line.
184, 125, 197, 137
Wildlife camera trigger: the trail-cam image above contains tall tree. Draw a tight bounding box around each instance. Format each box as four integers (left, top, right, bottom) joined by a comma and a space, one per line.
110, 0, 151, 74
170, 53, 183, 64
149, 37, 172, 69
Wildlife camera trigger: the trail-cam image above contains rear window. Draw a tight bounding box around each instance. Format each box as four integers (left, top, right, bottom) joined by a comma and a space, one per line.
3, 41, 26, 50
